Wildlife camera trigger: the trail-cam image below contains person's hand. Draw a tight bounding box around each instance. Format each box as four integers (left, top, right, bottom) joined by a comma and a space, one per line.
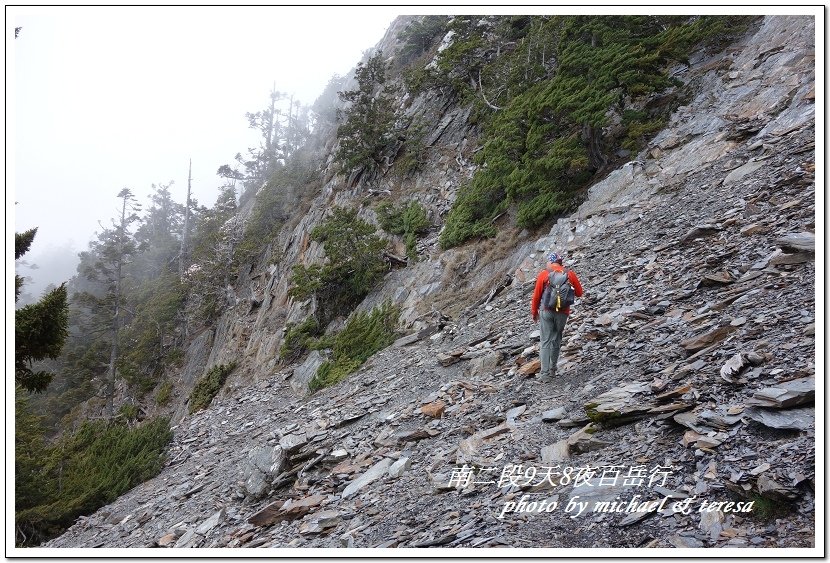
533, 314, 538, 322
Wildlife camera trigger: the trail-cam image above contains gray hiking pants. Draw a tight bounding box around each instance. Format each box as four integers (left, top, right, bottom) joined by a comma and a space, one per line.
540, 309, 568, 374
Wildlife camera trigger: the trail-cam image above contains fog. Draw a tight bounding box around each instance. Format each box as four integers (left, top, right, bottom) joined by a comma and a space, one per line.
9, 6, 398, 299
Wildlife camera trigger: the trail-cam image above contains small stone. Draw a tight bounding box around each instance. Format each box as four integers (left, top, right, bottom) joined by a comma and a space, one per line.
541, 407, 567, 422
681, 430, 703, 448
769, 251, 811, 265
421, 400, 447, 418
695, 435, 724, 449
279, 433, 308, 454
342, 458, 393, 499
196, 509, 225, 536
541, 440, 571, 463
740, 223, 766, 236
757, 474, 799, 501
680, 326, 735, 354
749, 462, 771, 476
745, 406, 814, 430
720, 353, 750, 382
518, 359, 541, 376
669, 534, 704, 548
299, 510, 342, 535
567, 424, 612, 454
595, 313, 614, 327
393, 428, 438, 443
699, 509, 724, 542
777, 231, 814, 253
479, 423, 511, 440
437, 353, 462, 367
388, 457, 411, 478
505, 404, 527, 423
330, 449, 349, 461
746, 377, 814, 408
249, 494, 327, 527
158, 533, 177, 547
174, 529, 196, 548
701, 271, 733, 286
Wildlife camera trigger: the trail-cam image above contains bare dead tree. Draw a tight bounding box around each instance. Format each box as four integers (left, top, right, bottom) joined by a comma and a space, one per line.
478, 70, 504, 111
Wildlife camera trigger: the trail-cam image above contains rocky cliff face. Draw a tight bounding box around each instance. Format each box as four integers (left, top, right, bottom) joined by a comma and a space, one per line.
45, 15, 816, 550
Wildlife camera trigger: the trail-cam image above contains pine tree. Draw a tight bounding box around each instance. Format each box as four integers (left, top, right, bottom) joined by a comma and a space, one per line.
78, 189, 141, 418
335, 51, 402, 181
289, 207, 388, 325
184, 186, 241, 324
15, 229, 69, 392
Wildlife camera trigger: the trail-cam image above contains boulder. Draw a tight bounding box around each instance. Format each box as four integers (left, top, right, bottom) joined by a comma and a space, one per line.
242, 446, 286, 499
290, 351, 326, 395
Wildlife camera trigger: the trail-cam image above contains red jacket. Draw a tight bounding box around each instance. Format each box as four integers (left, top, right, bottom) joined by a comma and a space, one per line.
531, 264, 584, 318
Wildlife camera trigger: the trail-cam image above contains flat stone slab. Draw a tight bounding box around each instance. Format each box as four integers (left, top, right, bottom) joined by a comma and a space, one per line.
746, 377, 814, 408
342, 458, 393, 499
745, 406, 814, 430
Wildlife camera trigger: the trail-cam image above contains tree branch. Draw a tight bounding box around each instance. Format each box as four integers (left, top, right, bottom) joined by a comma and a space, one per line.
478, 70, 503, 111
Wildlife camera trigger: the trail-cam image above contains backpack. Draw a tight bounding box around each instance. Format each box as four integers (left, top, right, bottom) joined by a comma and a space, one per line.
542, 268, 575, 312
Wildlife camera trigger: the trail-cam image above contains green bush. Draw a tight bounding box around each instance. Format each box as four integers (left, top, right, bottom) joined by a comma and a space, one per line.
377, 200, 430, 236
289, 207, 388, 326
402, 64, 436, 96
396, 16, 449, 66
117, 403, 140, 422
622, 111, 668, 152
234, 160, 320, 265
438, 178, 503, 249
15, 417, 172, 546
434, 15, 757, 249
376, 200, 430, 261
188, 363, 237, 414
155, 380, 173, 406
309, 302, 399, 392
279, 317, 323, 363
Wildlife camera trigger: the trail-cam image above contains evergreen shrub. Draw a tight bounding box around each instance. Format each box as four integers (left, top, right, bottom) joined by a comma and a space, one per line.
376, 200, 430, 261
279, 317, 322, 363
188, 363, 237, 414
15, 417, 172, 546
155, 380, 173, 406
309, 302, 399, 392
435, 15, 758, 249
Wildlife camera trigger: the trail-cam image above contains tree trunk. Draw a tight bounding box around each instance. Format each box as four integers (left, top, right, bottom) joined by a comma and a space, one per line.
582, 123, 607, 171
179, 159, 192, 282
106, 192, 128, 419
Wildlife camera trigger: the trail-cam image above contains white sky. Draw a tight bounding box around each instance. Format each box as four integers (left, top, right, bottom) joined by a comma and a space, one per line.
9, 5, 398, 289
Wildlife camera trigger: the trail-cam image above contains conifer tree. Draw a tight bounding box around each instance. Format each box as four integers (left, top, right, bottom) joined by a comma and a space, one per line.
335, 51, 401, 181
15, 229, 69, 392
289, 207, 388, 326
78, 189, 140, 418
15, 228, 37, 300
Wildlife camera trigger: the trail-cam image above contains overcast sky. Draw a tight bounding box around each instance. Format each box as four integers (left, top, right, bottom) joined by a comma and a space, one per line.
9, 5, 398, 297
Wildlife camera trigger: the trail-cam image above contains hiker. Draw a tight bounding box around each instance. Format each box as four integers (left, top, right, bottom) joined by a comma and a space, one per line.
531, 252, 584, 380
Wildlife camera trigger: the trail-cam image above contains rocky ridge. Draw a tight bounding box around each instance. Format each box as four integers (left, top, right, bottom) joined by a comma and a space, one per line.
44, 15, 817, 551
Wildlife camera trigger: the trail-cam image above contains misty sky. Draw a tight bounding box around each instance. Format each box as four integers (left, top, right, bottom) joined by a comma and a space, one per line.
9, 5, 398, 298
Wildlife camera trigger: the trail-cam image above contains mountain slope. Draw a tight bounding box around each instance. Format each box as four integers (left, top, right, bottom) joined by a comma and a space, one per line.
44, 15, 816, 551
